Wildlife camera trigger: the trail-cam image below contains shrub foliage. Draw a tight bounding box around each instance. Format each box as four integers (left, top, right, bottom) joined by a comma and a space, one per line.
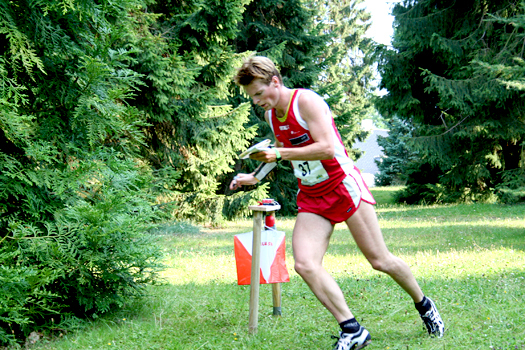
0, 0, 166, 344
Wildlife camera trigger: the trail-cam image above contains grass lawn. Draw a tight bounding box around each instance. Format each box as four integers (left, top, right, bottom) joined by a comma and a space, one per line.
28, 188, 525, 350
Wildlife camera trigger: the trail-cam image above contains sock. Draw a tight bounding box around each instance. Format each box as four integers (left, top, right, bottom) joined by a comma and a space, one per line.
339, 318, 360, 333
415, 296, 431, 315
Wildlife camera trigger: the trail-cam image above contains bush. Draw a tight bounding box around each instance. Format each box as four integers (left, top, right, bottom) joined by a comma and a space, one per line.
0, 150, 164, 345
393, 161, 445, 204
495, 168, 525, 204
0, 1, 171, 344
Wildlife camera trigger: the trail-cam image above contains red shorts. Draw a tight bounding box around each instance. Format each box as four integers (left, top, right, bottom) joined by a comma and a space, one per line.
297, 169, 376, 225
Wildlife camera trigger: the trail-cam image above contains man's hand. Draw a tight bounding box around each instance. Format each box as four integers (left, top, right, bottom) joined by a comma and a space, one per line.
229, 173, 259, 190
249, 149, 279, 163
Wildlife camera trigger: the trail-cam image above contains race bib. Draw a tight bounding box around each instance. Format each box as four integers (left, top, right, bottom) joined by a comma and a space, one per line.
291, 160, 329, 186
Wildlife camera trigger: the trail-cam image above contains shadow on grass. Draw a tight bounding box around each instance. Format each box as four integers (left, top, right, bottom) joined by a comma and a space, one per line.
328, 225, 525, 254
375, 202, 525, 219
159, 223, 525, 257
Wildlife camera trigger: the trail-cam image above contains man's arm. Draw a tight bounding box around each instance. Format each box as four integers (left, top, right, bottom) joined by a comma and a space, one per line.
229, 141, 279, 190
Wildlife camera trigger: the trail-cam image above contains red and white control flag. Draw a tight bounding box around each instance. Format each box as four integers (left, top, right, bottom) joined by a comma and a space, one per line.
234, 230, 290, 285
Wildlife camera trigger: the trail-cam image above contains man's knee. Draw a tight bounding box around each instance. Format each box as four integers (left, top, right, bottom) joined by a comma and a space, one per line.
294, 259, 319, 277
368, 254, 397, 273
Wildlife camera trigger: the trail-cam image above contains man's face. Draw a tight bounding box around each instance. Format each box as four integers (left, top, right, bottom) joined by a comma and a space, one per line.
244, 77, 279, 111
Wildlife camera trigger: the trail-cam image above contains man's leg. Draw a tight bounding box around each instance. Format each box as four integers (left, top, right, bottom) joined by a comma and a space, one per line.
345, 201, 424, 302
293, 212, 372, 349
292, 212, 354, 323
345, 201, 445, 337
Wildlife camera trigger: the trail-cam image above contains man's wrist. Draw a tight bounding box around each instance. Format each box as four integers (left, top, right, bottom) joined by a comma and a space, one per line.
273, 148, 282, 162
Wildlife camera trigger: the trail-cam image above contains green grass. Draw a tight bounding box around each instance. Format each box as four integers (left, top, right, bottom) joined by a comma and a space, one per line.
27, 196, 525, 350
369, 186, 402, 205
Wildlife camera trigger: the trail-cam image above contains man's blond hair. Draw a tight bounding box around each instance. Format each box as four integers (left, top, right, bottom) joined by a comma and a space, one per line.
234, 56, 282, 86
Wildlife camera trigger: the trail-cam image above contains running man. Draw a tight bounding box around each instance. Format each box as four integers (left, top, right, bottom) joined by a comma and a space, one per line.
229, 56, 444, 350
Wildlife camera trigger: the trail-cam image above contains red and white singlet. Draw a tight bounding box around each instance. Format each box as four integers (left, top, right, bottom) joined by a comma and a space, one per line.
268, 89, 355, 196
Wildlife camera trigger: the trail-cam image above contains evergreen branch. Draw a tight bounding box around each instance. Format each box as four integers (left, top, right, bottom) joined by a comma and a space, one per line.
398, 0, 456, 20
150, 200, 180, 209
204, 104, 246, 119
441, 115, 470, 135
439, 109, 451, 128
416, 114, 470, 141
2, 234, 70, 241
159, 25, 177, 38
494, 25, 520, 61
22, 103, 66, 115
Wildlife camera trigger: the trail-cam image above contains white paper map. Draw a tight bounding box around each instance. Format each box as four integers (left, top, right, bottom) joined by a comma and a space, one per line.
239, 139, 272, 159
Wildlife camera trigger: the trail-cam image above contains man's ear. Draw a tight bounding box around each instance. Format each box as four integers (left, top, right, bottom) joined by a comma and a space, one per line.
272, 75, 280, 87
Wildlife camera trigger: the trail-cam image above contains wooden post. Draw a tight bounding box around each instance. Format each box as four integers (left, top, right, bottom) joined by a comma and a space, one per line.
247, 204, 281, 334
248, 210, 262, 334
272, 283, 282, 316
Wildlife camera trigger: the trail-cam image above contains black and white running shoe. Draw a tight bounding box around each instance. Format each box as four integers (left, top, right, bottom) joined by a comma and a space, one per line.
420, 297, 445, 337
332, 326, 371, 350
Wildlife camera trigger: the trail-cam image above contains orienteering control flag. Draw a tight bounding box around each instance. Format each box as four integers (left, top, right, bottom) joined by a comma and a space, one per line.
234, 230, 290, 285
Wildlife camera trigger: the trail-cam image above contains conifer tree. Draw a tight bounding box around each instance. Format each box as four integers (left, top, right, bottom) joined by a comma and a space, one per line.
131, 0, 264, 222
377, 0, 525, 203
235, 0, 325, 88
470, 1, 525, 203
314, 0, 376, 154
375, 116, 419, 186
